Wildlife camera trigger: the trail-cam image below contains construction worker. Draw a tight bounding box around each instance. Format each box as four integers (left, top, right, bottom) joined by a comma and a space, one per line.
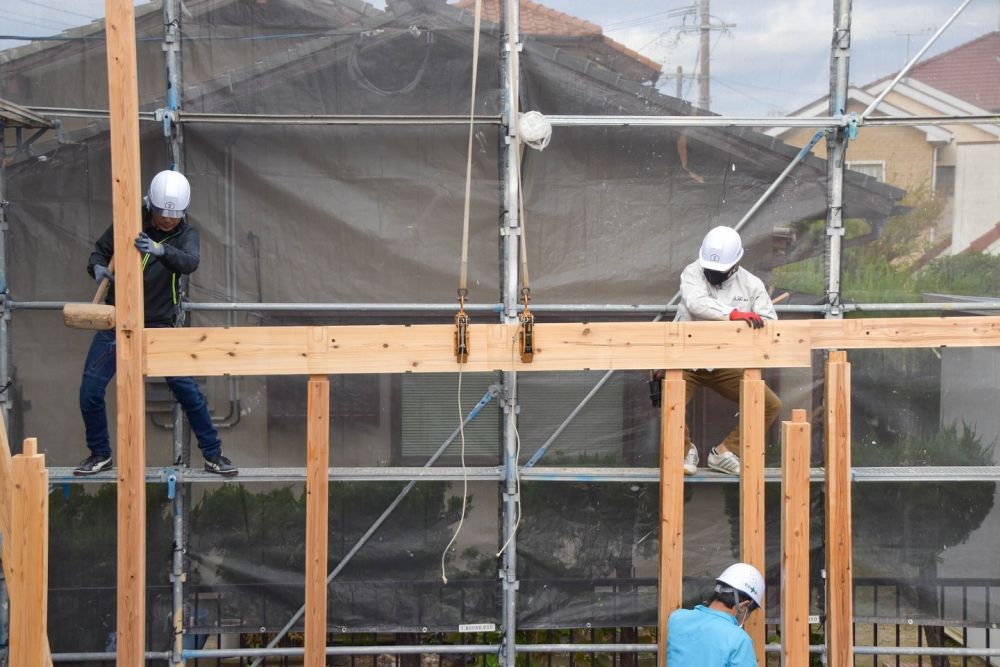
676, 226, 781, 475
666, 562, 765, 666
74, 170, 238, 477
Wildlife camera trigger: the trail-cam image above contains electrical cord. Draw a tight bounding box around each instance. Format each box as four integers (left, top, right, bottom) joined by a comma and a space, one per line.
440, 366, 469, 585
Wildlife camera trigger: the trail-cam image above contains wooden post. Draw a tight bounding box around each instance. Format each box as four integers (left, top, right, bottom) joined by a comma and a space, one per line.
305, 375, 330, 667
104, 0, 146, 663
825, 351, 853, 667
0, 413, 54, 666
739, 369, 766, 665
10, 438, 49, 667
658, 370, 686, 665
781, 410, 810, 666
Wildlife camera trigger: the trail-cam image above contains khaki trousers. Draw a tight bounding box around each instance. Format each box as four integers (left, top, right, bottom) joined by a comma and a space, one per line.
683, 368, 782, 458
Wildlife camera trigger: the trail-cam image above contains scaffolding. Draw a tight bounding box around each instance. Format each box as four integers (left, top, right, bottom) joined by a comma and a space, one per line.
2, 0, 1000, 664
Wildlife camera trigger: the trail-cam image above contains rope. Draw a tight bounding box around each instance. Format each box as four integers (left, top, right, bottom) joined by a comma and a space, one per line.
458, 0, 483, 296
440, 366, 469, 584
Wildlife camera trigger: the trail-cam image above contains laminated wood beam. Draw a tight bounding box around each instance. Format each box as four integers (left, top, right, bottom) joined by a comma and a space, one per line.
824, 352, 853, 667
144, 316, 1000, 378
781, 410, 810, 666
104, 0, 146, 663
0, 415, 54, 666
739, 369, 766, 666
10, 438, 48, 667
305, 376, 330, 667
658, 371, 686, 667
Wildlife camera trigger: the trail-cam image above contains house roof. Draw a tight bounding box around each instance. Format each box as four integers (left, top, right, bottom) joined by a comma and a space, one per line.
453, 0, 662, 78
900, 30, 1000, 113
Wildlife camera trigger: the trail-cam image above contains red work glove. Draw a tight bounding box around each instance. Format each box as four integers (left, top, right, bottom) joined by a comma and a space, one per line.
729, 310, 764, 329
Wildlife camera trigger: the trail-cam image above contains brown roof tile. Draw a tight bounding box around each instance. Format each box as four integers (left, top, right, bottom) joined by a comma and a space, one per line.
454, 0, 661, 73
877, 31, 1000, 112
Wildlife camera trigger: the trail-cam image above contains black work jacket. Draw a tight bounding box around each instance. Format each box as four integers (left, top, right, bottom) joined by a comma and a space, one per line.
87, 210, 200, 327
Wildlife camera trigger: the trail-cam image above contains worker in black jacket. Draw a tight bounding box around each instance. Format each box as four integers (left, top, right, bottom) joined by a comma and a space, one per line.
74, 170, 237, 476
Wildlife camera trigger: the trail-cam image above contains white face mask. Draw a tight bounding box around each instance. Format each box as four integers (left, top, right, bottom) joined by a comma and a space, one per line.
736, 602, 753, 628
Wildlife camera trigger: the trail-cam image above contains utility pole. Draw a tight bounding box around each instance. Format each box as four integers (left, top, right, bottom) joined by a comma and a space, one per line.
697, 0, 710, 110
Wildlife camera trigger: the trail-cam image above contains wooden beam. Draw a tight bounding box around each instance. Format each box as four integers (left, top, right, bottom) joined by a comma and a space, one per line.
824, 351, 853, 667
658, 370, 685, 666
104, 0, 146, 663
144, 316, 1000, 378
810, 316, 1000, 349
10, 438, 48, 667
305, 375, 330, 667
781, 410, 810, 666
739, 369, 766, 667
0, 415, 54, 666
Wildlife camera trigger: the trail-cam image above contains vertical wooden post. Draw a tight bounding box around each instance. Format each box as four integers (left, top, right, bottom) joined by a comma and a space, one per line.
658, 370, 686, 666
781, 409, 810, 666
0, 416, 53, 666
825, 351, 853, 667
104, 0, 146, 663
10, 438, 49, 667
739, 369, 766, 665
305, 375, 330, 667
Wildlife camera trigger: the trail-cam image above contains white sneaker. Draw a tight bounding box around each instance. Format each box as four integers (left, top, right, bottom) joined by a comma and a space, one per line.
707, 448, 741, 475
683, 446, 699, 475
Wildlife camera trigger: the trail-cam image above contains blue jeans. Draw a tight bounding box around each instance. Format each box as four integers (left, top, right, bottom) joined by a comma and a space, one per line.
79, 330, 222, 460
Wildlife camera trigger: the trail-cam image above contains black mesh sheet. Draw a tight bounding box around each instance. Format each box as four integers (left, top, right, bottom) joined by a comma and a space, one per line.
186, 481, 500, 634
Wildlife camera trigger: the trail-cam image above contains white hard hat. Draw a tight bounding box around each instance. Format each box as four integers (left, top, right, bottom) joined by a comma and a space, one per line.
716, 562, 765, 609
148, 170, 191, 219
519, 110, 552, 151
698, 226, 744, 272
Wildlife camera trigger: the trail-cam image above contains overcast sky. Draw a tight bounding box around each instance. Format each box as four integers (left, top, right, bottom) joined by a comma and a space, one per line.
2, 0, 998, 116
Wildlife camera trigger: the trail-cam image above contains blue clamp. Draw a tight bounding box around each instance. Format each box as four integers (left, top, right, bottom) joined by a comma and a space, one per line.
166, 470, 178, 500
847, 112, 859, 141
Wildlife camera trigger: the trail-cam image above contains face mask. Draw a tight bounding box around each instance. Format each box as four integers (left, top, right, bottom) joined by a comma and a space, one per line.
704, 267, 736, 286
736, 602, 753, 628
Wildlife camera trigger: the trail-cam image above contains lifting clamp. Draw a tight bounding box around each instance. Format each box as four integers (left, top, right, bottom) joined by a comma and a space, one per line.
455, 289, 470, 364
518, 288, 535, 363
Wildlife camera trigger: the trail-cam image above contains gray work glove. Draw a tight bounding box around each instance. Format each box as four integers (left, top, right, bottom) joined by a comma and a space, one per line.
135, 232, 165, 257
93, 264, 114, 285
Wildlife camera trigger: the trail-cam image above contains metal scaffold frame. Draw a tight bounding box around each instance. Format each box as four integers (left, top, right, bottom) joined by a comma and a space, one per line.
2, 0, 1000, 664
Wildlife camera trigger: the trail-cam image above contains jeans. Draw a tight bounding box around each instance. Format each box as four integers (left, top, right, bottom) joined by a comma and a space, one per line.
79, 330, 222, 460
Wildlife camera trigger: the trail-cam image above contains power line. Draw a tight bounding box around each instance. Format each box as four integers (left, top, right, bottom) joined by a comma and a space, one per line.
4, 8, 72, 30
12, 0, 97, 21
604, 5, 697, 33
2, 16, 67, 33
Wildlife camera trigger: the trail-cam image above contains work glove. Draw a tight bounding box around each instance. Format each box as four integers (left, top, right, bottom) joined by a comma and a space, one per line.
135, 232, 165, 257
729, 310, 764, 329
93, 264, 114, 285
648, 369, 664, 408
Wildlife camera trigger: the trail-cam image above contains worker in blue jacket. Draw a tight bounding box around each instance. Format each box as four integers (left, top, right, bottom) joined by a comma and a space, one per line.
666, 562, 765, 666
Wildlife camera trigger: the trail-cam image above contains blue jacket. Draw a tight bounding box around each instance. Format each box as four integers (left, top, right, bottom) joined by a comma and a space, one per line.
666, 605, 757, 666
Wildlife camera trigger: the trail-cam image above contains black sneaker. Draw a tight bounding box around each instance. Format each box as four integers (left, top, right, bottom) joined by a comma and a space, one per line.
204, 454, 238, 477
74, 454, 113, 476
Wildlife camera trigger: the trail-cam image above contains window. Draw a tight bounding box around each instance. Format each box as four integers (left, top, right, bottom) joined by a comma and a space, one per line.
846, 161, 886, 182
935, 164, 955, 197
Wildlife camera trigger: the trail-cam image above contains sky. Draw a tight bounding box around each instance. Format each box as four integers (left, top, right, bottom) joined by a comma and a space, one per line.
2, 0, 998, 116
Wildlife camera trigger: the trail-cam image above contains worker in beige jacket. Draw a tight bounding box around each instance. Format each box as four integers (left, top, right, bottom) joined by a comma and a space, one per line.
674, 226, 781, 475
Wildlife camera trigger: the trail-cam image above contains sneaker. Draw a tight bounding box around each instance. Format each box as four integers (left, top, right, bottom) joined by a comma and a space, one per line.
707, 447, 741, 475
74, 454, 113, 476
683, 446, 699, 475
204, 454, 239, 477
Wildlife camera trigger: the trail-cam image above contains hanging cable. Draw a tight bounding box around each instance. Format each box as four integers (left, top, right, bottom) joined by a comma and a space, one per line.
440, 366, 469, 584
455, 0, 483, 363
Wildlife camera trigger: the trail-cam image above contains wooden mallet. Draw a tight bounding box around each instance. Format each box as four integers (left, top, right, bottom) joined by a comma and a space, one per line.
63, 258, 116, 330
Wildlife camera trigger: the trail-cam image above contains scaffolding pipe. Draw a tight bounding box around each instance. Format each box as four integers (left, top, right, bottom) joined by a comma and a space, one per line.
499, 1, 522, 664
52, 652, 172, 662
0, 127, 10, 430
13, 299, 1000, 314
860, 0, 975, 119
825, 0, 851, 319
194, 645, 498, 659
247, 387, 500, 667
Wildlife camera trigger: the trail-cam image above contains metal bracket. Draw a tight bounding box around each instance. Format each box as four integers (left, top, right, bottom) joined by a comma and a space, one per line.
847, 112, 859, 140
826, 226, 846, 237
155, 108, 180, 139
499, 226, 521, 237
454, 308, 470, 363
